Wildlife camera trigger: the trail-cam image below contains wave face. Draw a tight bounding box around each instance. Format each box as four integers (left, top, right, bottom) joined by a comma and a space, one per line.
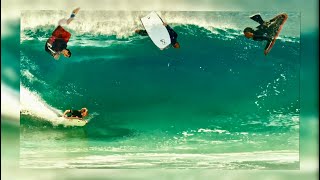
20, 11, 300, 169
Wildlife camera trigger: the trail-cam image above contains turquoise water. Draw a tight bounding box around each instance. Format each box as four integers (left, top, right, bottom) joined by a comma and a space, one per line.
19, 11, 300, 169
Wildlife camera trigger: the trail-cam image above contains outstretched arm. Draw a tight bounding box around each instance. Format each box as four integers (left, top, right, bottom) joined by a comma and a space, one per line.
63, 110, 71, 117
53, 54, 60, 60
46, 42, 60, 60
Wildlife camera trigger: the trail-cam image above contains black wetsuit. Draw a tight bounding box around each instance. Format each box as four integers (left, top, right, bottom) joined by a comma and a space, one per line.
136, 25, 178, 46
165, 25, 178, 45
249, 14, 274, 50
252, 27, 273, 50
66, 110, 83, 118
52, 39, 67, 52
253, 33, 272, 41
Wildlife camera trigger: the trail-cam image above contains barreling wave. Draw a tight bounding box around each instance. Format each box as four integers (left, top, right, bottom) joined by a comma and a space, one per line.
20, 11, 300, 132
19, 12, 301, 169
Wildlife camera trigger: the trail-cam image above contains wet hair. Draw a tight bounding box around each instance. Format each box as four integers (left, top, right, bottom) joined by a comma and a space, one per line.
66, 49, 71, 57
243, 27, 254, 33
82, 108, 88, 116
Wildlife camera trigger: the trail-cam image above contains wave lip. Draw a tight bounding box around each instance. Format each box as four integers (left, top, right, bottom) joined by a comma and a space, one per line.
21, 11, 300, 42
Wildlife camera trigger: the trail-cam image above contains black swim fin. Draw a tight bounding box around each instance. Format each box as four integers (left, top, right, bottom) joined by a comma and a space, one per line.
250, 14, 265, 25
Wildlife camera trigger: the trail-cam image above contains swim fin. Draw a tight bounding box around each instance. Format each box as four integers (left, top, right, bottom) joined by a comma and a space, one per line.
70, 7, 80, 18
250, 14, 265, 25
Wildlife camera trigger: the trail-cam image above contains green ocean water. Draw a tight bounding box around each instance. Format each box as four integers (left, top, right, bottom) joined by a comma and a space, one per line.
13, 11, 302, 169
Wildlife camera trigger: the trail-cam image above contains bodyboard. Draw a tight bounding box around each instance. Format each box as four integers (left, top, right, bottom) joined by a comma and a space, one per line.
140, 12, 171, 50
59, 116, 87, 127
264, 13, 288, 55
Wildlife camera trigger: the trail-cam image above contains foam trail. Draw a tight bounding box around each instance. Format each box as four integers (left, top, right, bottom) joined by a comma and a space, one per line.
20, 85, 95, 127
20, 85, 61, 118
20, 84, 63, 123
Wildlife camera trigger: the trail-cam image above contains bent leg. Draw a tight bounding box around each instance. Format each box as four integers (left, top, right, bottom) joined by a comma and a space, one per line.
58, 18, 68, 26
58, 8, 80, 26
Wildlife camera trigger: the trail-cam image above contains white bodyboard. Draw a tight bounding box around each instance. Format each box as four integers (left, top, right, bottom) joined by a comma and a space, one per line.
56, 117, 87, 127
140, 12, 171, 50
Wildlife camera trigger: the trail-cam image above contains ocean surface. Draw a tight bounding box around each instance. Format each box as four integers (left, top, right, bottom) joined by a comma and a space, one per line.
18, 11, 300, 169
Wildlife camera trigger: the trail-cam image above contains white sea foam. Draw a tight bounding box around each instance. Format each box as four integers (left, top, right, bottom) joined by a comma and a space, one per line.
197, 128, 229, 134
20, 11, 300, 43
20, 84, 62, 119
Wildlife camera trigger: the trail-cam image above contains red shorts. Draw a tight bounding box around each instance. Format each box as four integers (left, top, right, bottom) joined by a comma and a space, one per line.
51, 25, 71, 43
